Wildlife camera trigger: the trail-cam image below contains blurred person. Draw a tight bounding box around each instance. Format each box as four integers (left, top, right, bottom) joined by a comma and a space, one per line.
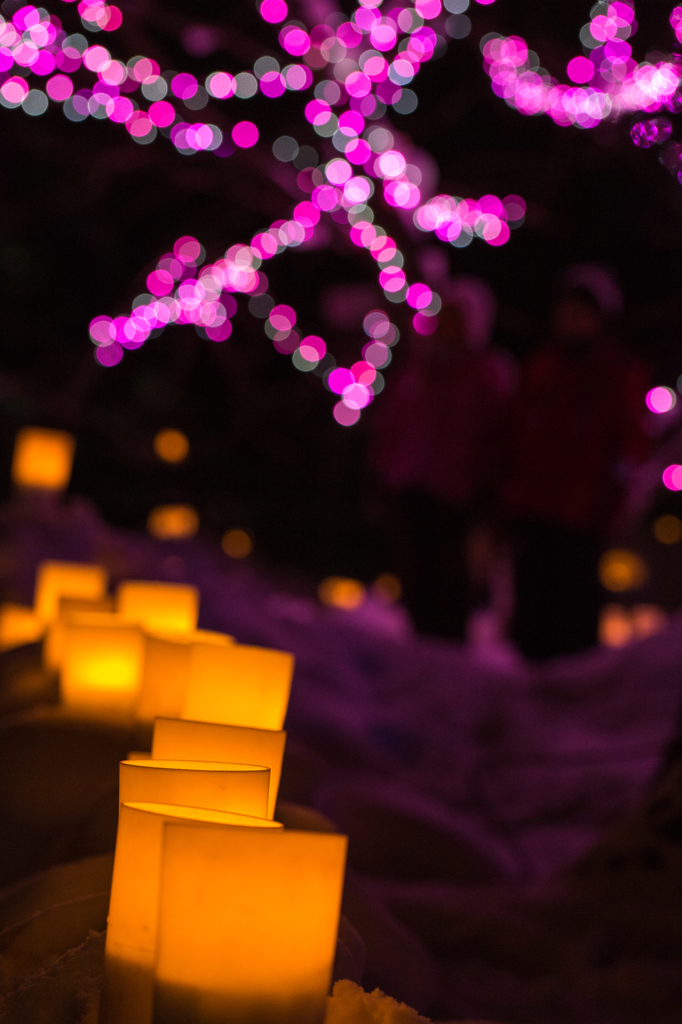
369, 276, 516, 640
501, 265, 649, 660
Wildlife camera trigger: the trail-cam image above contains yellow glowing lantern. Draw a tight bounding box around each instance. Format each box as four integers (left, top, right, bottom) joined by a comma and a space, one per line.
100, 802, 282, 1024
147, 504, 199, 541
154, 428, 190, 464
318, 576, 366, 610
0, 603, 44, 650
222, 528, 253, 559
117, 580, 199, 634
182, 643, 294, 731
152, 717, 286, 820
44, 597, 116, 670
34, 561, 108, 623
119, 759, 270, 818
11, 426, 75, 490
136, 630, 232, 724
154, 824, 347, 1024
60, 615, 144, 714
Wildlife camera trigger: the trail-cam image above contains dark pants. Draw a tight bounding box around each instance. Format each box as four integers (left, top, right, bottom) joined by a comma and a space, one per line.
511, 518, 601, 660
392, 489, 471, 641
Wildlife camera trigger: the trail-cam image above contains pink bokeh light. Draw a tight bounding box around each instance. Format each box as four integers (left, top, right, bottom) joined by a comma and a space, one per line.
148, 100, 175, 127
280, 26, 310, 56
333, 401, 361, 427
300, 335, 326, 361
270, 304, 296, 331
170, 73, 198, 100
413, 312, 438, 335
232, 121, 259, 147
260, 0, 287, 23
415, 0, 442, 17
46, 74, 73, 101
95, 340, 123, 366
663, 465, 682, 491
328, 368, 354, 394
567, 56, 595, 84
646, 386, 677, 414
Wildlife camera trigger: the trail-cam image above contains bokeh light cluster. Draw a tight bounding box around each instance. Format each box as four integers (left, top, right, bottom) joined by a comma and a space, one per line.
482, 3, 680, 129
6, 0, 526, 424
414, 192, 525, 247
599, 603, 667, 647
0, 3, 295, 154
89, 234, 267, 363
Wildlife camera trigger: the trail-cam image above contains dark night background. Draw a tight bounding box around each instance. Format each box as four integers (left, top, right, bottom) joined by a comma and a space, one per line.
2, 0, 682, 594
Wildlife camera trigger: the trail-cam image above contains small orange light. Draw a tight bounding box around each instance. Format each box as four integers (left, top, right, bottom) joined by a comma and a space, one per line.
599, 603, 632, 648
371, 572, 402, 603
147, 504, 199, 540
222, 528, 253, 558
653, 514, 682, 545
598, 549, 648, 593
631, 603, 668, 640
318, 576, 366, 610
153, 428, 189, 464
11, 426, 75, 490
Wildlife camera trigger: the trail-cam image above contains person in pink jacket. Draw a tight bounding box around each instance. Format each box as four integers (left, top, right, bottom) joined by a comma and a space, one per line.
369, 276, 516, 639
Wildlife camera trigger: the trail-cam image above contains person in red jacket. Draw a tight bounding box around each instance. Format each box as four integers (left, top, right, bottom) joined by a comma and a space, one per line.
502, 266, 649, 659
369, 276, 516, 639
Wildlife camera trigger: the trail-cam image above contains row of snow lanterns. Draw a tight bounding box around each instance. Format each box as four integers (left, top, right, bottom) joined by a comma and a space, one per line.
2, 424, 348, 1024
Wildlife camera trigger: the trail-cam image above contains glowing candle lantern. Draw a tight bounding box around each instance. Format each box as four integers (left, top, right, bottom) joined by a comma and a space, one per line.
152, 717, 286, 819
154, 824, 348, 1024
60, 616, 144, 714
117, 581, 199, 634
11, 426, 75, 490
34, 561, 109, 623
0, 603, 44, 650
182, 643, 295, 730
136, 630, 232, 724
119, 759, 270, 818
44, 597, 116, 670
100, 802, 282, 1024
